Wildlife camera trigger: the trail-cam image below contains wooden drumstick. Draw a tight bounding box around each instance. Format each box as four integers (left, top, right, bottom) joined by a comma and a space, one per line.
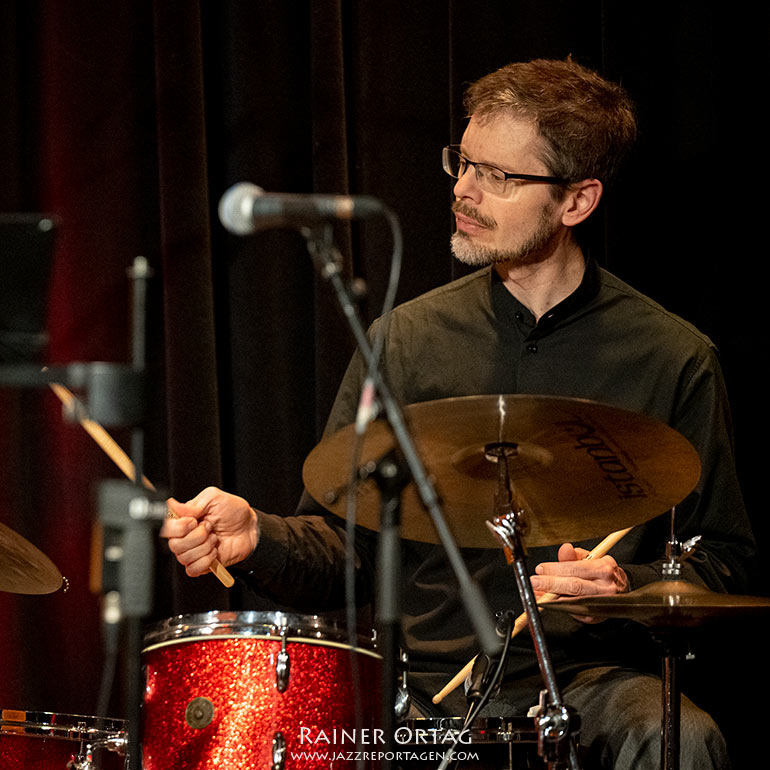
431, 526, 633, 705
48, 382, 235, 588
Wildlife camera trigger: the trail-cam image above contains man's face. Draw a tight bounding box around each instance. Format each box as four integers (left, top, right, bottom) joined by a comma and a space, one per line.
450, 113, 566, 267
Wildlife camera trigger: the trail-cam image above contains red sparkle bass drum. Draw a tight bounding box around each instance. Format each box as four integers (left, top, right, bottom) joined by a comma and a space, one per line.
142, 611, 381, 769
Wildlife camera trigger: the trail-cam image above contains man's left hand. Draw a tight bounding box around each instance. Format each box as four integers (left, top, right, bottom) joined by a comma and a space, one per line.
529, 543, 629, 623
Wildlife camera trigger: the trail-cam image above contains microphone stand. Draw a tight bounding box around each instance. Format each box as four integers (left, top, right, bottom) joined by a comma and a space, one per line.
301, 223, 500, 766
368, 449, 411, 758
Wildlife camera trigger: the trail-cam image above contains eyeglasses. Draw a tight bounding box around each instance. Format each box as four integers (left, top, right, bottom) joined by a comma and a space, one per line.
442, 145, 567, 196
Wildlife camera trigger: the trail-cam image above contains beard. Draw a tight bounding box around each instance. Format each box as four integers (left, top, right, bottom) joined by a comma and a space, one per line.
450, 200, 561, 268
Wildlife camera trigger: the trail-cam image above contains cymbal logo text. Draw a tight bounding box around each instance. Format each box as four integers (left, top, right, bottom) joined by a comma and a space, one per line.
556, 419, 648, 500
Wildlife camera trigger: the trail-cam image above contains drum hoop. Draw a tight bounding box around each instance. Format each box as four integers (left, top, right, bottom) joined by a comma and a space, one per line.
142, 633, 382, 660
0, 710, 127, 740
143, 610, 377, 649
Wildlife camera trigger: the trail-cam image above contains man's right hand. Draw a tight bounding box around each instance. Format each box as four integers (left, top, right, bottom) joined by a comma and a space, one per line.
161, 487, 259, 577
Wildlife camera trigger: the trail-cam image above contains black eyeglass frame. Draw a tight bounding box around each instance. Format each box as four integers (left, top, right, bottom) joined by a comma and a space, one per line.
442, 145, 569, 188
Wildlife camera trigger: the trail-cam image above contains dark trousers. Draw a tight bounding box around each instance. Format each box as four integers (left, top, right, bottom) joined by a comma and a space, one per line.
561, 666, 730, 770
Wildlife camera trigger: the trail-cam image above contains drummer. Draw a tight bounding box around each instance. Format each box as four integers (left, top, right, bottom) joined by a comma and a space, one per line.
161, 58, 755, 769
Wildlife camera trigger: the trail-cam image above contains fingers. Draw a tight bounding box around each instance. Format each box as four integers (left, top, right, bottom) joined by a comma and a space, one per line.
557, 542, 579, 562
530, 573, 597, 597
164, 518, 219, 577
556, 542, 592, 563
531, 545, 627, 597
166, 488, 220, 519
161, 491, 221, 577
535, 557, 617, 582
160, 488, 223, 539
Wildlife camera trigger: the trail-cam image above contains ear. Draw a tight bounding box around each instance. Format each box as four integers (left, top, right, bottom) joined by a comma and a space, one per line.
560, 179, 603, 227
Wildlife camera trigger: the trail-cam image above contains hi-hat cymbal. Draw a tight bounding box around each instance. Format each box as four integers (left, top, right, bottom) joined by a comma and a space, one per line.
544, 581, 770, 627
302, 394, 701, 548
0, 521, 63, 594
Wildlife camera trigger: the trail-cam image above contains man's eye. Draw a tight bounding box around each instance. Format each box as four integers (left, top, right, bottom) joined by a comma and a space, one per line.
481, 165, 506, 183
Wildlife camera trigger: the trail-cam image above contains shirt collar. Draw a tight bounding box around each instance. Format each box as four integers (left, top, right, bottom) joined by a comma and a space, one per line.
490, 257, 601, 331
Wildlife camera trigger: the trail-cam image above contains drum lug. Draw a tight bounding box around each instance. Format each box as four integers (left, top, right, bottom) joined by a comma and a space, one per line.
271, 731, 286, 770
394, 649, 411, 720
275, 634, 290, 692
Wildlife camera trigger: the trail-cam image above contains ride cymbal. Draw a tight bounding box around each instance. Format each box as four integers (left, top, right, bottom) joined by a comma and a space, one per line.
303, 394, 701, 548
0, 521, 63, 594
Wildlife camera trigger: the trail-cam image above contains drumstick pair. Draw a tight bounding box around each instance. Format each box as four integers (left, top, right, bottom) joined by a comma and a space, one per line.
49, 382, 234, 588
432, 526, 632, 705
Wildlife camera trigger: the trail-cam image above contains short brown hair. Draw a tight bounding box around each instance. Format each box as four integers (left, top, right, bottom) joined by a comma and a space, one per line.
464, 58, 637, 188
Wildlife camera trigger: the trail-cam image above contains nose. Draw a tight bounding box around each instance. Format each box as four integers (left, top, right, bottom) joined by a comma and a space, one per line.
453, 164, 482, 202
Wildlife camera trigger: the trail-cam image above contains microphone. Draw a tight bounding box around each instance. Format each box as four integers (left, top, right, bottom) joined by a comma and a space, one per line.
218, 182, 384, 234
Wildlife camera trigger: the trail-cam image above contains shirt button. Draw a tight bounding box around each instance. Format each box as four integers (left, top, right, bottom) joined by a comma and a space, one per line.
514, 312, 524, 321
527, 343, 538, 353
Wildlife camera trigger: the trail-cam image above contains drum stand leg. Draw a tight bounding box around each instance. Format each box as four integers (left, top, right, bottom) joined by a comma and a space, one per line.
486, 445, 581, 770
656, 632, 684, 770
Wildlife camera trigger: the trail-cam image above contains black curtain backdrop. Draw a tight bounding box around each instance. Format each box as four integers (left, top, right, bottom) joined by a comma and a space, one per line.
1, 1, 768, 766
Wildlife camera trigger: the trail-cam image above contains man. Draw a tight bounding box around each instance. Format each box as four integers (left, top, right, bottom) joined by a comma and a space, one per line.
162, 58, 755, 768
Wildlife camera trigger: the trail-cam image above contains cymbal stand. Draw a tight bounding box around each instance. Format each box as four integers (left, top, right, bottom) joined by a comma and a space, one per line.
655, 509, 701, 770
485, 444, 580, 770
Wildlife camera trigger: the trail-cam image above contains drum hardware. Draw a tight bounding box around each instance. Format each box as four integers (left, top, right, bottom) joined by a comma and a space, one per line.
394, 650, 412, 721
275, 630, 290, 692
271, 732, 286, 770
184, 697, 215, 730
661, 508, 700, 581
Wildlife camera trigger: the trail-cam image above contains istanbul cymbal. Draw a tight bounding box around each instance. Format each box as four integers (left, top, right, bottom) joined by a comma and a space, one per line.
0, 521, 63, 594
302, 394, 701, 548
544, 580, 770, 627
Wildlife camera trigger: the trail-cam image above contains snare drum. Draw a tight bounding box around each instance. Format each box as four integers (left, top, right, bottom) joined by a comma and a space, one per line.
396, 717, 543, 769
142, 611, 381, 769
0, 710, 126, 770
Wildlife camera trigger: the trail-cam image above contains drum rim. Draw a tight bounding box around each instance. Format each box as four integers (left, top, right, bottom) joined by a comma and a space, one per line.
142, 609, 377, 648
0, 709, 127, 738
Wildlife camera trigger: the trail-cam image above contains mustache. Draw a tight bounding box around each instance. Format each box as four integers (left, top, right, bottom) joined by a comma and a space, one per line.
452, 201, 496, 229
